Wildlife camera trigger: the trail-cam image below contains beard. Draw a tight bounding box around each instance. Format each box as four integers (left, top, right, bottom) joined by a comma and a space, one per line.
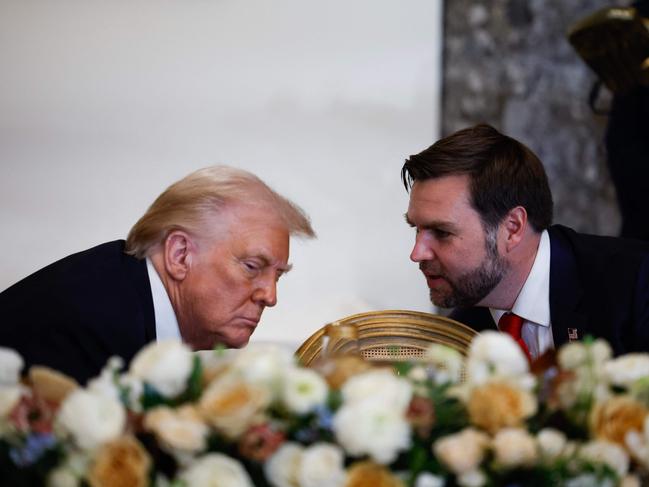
421, 228, 509, 308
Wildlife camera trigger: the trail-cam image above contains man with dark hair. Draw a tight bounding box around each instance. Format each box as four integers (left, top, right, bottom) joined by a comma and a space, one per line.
402, 124, 649, 358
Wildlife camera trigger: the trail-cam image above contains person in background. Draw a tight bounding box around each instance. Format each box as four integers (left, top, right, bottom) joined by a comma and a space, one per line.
402, 124, 649, 360
0, 166, 315, 383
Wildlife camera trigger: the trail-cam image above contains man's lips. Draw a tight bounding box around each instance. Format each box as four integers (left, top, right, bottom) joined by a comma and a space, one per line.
423, 273, 447, 288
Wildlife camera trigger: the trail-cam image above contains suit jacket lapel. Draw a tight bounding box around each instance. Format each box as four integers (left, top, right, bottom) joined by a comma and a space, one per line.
548, 226, 589, 348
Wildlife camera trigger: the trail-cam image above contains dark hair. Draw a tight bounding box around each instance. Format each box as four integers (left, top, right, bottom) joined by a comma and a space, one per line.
401, 124, 553, 232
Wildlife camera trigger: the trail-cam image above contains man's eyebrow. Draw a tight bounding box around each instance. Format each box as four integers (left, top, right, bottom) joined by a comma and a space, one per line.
404, 214, 457, 232
279, 263, 293, 274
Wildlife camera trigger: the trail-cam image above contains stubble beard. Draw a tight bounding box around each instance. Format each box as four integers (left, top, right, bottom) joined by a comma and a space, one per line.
427, 228, 509, 309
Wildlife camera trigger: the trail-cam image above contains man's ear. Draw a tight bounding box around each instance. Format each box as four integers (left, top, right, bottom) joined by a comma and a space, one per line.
501, 206, 528, 252
163, 230, 195, 281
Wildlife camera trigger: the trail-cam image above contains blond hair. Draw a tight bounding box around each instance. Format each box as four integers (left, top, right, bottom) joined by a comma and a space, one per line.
125, 166, 315, 258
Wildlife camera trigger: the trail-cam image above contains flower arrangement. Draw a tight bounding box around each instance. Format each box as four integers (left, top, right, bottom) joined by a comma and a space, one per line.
1, 332, 649, 487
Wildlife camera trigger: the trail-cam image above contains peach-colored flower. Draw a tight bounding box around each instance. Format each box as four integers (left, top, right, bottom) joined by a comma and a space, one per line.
87, 435, 151, 487
199, 374, 270, 439
28, 366, 79, 404
590, 396, 648, 446
317, 356, 373, 390
144, 405, 208, 453
344, 461, 404, 487
467, 381, 536, 434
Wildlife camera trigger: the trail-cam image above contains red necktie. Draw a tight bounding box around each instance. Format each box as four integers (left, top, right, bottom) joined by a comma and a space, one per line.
498, 313, 532, 362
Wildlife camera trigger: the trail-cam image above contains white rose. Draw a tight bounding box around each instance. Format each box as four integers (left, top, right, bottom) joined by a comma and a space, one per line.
333, 399, 411, 464
536, 428, 567, 460
415, 472, 445, 487
298, 443, 346, 487
265, 442, 303, 487
0, 347, 23, 385
424, 344, 464, 384
230, 344, 294, 397
129, 340, 194, 397
492, 428, 538, 468
590, 339, 613, 364
579, 440, 629, 478
47, 467, 79, 487
57, 389, 125, 450
620, 475, 642, 487
564, 474, 613, 487
0, 385, 22, 418
433, 428, 489, 475
180, 453, 253, 487
341, 369, 413, 410
282, 367, 328, 415
603, 354, 649, 388
457, 469, 486, 487
465, 331, 530, 385
144, 405, 209, 453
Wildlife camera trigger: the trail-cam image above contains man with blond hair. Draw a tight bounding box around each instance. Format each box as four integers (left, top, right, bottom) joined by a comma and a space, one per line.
0, 166, 315, 383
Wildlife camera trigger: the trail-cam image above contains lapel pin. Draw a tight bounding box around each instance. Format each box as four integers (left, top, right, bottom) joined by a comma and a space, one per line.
568, 328, 579, 342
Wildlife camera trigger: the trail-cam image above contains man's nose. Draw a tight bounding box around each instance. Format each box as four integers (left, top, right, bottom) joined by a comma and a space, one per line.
252, 278, 278, 307
410, 232, 435, 263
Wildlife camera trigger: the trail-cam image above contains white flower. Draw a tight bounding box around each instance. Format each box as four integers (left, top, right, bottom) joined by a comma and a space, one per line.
298, 443, 346, 487
180, 453, 253, 487
457, 469, 486, 487
433, 428, 489, 475
281, 366, 328, 415
565, 474, 614, 487
625, 414, 649, 469
603, 354, 649, 388
333, 399, 411, 464
230, 344, 294, 397
415, 472, 445, 487
265, 442, 303, 487
492, 428, 538, 468
0, 385, 22, 418
47, 468, 79, 487
590, 340, 613, 364
465, 332, 530, 386
57, 389, 125, 450
129, 340, 194, 398
0, 347, 23, 385
620, 475, 642, 487
579, 440, 629, 478
341, 369, 413, 410
424, 344, 464, 384
536, 428, 567, 460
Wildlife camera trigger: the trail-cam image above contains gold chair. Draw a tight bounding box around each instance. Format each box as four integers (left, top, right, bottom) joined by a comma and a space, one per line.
295, 309, 478, 367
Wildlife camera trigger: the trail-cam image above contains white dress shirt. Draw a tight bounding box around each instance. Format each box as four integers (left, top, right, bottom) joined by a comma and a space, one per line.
490, 230, 555, 360
146, 258, 181, 341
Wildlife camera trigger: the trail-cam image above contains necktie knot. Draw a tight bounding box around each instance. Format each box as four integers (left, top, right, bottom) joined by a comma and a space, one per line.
498, 312, 531, 361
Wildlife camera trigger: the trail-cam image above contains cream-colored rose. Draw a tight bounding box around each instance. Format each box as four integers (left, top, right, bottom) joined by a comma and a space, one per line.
57, 389, 125, 450
281, 366, 328, 415
299, 443, 346, 487
199, 373, 271, 439
466, 380, 537, 434
180, 453, 253, 487
47, 467, 80, 487
465, 332, 530, 386
536, 428, 567, 460
0, 385, 22, 418
341, 370, 412, 410
87, 435, 151, 487
579, 440, 629, 478
144, 405, 209, 453
433, 428, 489, 475
603, 354, 649, 388
620, 475, 641, 487
129, 340, 193, 398
264, 442, 303, 487
492, 428, 538, 468
229, 344, 294, 397
590, 396, 647, 446
0, 347, 23, 385
333, 399, 411, 464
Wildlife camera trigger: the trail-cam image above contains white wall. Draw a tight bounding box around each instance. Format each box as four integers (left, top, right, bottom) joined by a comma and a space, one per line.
0, 0, 442, 347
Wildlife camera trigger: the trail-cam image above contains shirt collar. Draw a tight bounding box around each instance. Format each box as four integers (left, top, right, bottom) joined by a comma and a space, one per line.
146, 257, 181, 341
490, 229, 551, 327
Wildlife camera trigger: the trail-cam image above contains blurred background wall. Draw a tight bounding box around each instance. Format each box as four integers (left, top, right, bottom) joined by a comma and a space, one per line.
0, 1, 441, 347
443, 0, 625, 235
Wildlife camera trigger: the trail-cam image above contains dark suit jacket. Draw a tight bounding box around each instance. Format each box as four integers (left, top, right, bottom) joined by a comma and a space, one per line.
0, 240, 156, 384
451, 225, 649, 355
